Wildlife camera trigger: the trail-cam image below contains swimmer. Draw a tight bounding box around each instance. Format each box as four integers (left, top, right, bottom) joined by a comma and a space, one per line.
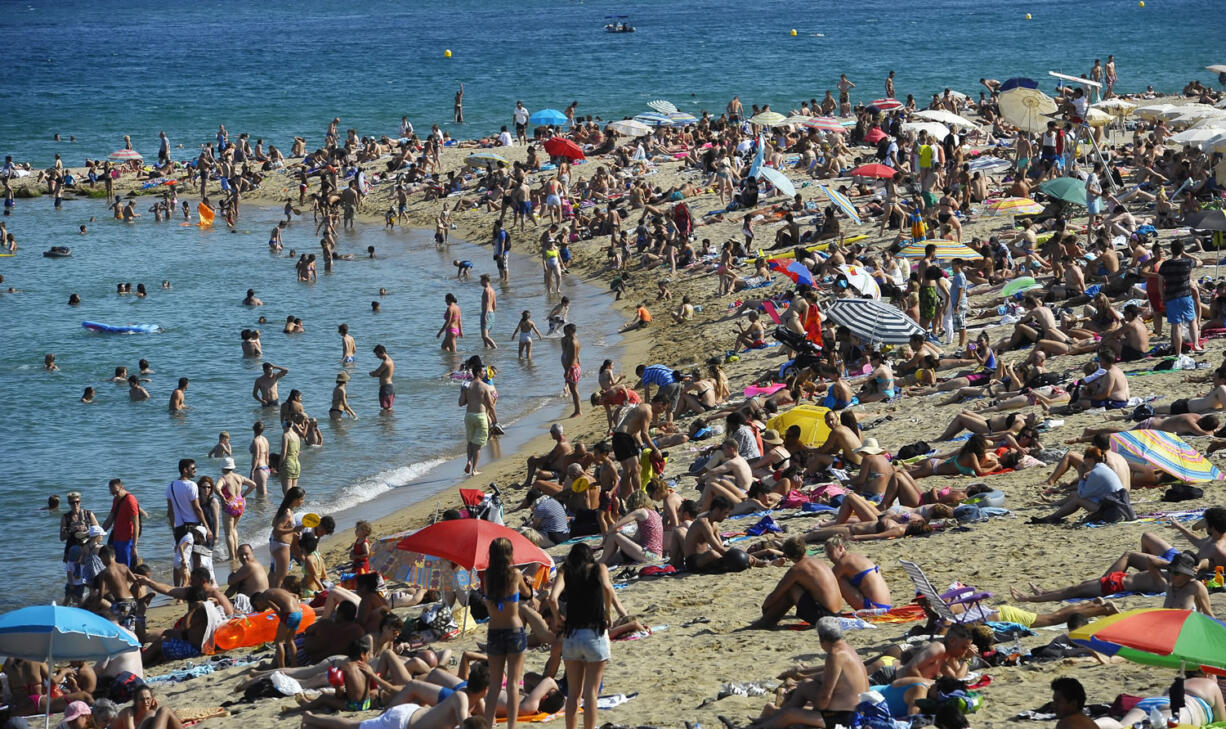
169, 377, 188, 412
78, 225, 86, 235
338, 324, 356, 364
127, 375, 150, 401
44, 353, 58, 371
371, 301, 381, 313
67, 293, 81, 306
243, 289, 264, 306
80, 387, 95, 404
208, 431, 232, 459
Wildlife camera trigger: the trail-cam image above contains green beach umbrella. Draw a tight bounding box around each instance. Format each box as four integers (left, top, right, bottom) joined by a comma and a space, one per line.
1069, 608, 1226, 675
1039, 177, 1088, 207
1001, 276, 1040, 298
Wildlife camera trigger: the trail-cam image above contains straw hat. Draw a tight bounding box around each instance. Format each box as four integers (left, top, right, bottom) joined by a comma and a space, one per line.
854, 437, 885, 455
760, 429, 784, 446
336, 371, 350, 383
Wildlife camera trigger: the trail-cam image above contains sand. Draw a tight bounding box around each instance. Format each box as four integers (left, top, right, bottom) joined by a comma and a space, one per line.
18, 96, 1226, 728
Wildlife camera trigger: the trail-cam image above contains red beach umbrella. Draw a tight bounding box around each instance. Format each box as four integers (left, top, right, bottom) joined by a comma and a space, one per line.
862, 128, 887, 145
848, 162, 896, 179
868, 98, 902, 111
108, 149, 143, 161
542, 137, 585, 161
395, 519, 552, 572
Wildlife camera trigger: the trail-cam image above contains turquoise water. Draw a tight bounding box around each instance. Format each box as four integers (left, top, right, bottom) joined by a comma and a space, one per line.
1, 0, 1221, 168
0, 0, 1220, 608
0, 201, 621, 609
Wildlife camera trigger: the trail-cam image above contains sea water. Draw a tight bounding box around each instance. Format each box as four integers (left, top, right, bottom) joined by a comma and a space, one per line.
0, 200, 622, 610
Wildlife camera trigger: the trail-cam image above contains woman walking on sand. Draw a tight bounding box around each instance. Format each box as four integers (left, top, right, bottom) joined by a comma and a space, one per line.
549, 543, 626, 729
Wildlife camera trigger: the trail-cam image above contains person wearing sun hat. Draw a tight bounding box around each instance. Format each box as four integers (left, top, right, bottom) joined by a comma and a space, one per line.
848, 438, 892, 502
330, 370, 358, 420
62, 700, 92, 729
750, 429, 792, 480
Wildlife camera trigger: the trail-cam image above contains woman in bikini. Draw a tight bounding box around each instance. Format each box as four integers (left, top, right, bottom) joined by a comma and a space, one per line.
481, 537, 530, 729
906, 434, 997, 480
268, 487, 304, 589
824, 535, 892, 611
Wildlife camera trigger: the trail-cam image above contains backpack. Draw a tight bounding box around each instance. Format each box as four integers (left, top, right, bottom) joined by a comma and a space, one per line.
896, 441, 932, 460
876, 137, 891, 161
108, 671, 145, 703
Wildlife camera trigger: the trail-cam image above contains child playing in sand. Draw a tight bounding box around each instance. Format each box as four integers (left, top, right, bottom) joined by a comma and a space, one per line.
453, 259, 473, 280
511, 311, 544, 360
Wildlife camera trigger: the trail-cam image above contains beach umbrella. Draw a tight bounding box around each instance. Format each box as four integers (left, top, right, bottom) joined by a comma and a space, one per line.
837, 264, 881, 299
999, 77, 1039, 92
1092, 98, 1136, 115
1001, 276, 1041, 297
665, 111, 698, 126
647, 99, 678, 114
785, 114, 814, 126
371, 533, 461, 590
824, 298, 923, 344
1109, 430, 1222, 483
901, 121, 950, 140
1069, 608, 1226, 675
542, 137, 585, 161
528, 108, 568, 126
988, 197, 1045, 216
396, 519, 552, 571
1208, 65, 1226, 75
819, 185, 863, 225
998, 87, 1058, 133
769, 259, 817, 287
768, 404, 833, 448
465, 152, 508, 169
633, 112, 673, 128
748, 133, 767, 178
1134, 103, 1178, 120
0, 604, 140, 729
1085, 108, 1114, 127
108, 149, 142, 161
912, 109, 980, 129
805, 116, 846, 133
750, 111, 787, 127
757, 166, 796, 198
862, 127, 887, 145
968, 156, 1011, 173
608, 119, 651, 137
1170, 128, 1224, 149
848, 163, 895, 179
1186, 209, 1226, 233
867, 98, 902, 111
1039, 177, 1088, 206
897, 240, 983, 260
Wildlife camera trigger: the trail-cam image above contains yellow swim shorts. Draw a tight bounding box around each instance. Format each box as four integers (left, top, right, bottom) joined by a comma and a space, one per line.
465, 412, 489, 446
996, 604, 1037, 628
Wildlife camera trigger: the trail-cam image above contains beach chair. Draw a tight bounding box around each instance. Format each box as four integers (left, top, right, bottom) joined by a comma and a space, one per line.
898, 559, 993, 625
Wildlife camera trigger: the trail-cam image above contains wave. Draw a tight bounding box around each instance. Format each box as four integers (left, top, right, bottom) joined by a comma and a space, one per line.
307, 457, 449, 515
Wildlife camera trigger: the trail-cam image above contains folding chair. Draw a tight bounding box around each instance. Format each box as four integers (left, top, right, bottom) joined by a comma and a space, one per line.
898, 559, 994, 624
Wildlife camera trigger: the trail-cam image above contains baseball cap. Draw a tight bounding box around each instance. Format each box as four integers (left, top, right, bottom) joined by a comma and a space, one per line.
64, 701, 91, 722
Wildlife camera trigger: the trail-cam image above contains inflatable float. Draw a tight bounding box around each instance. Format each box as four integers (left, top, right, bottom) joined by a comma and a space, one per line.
209, 604, 316, 653
82, 321, 161, 334
43, 247, 72, 258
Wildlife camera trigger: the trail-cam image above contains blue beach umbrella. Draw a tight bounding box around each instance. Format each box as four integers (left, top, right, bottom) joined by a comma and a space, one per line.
819, 185, 863, 225
529, 109, 568, 126
1000, 77, 1038, 92
633, 112, 672, 128
748, 134, 766, 178
0, 604, 139, 728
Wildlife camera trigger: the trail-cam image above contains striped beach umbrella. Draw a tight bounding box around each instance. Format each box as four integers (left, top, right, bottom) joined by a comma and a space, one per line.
968, 156, 1011, 173
750, 111, 787, 127
987, 197, 1045, 216
819, 185, 863, 225
897, 240, 983, 260
823, 298, 923, 345
665, 111, 698, 126
647, 99, 678, 114
1070, 609, 1226, 675
806, 116, 847, 133
634, 112, 673, 128
108, 149, 142, 161
868, 98, 902, 111
1109, 430, 1221, 483
608, 119, 651, 137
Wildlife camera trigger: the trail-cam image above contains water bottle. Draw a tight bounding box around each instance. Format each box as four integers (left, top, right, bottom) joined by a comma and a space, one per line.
1010, 634, 1022, 661
1149, 705, 1164, 729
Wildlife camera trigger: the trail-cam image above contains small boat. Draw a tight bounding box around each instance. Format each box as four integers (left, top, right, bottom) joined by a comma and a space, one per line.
604, 15, 635, 32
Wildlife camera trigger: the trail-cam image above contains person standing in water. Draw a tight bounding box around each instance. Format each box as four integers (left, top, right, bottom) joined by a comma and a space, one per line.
330, 372, 358, 421
338, 323, 356, 365
562, 323, 582, 418
437, 294, 462, 352
480, 274, 498, 349
460, 360, 497, 476
454, 83, 464, 124
249, 421, 271, 498
169, 377, 188, 412
370, 344, 395, 413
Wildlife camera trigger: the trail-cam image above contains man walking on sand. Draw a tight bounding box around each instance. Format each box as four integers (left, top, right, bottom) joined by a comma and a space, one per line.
370, 344, 395, 413
561, 323, 581, 418
459, 360, 497, 476
480, 274, 498, 349
513, 101, 529, 145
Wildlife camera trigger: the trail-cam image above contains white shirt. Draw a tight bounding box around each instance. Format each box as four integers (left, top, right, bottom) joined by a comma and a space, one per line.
498, 130, 513, 146
514, 107, 529, 125
1072, 96, 1089, 118
1085, 171, 1102, 201
165, 478, 199, 526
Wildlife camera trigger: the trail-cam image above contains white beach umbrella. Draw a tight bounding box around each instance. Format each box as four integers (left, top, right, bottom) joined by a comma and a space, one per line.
1134, 103, 1177, 119
1092, 98, 1136, 115
1169, 128, 1224, 148
608, 119, 652, 137
901, 121, 950, 140
912, 109, 980, 129
1085, 108, 1114, 127
998, 87, 1058, 133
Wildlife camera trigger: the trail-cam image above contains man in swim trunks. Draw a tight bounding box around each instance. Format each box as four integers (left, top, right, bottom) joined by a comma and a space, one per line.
459, 360, 497, 476
824, 535, 891, 610
226, 543, 269, 599
296, 635, 397, 713
1101, 507, 1226, 579
479, 274, 497, 349
561, 323, 581, 418
1099, 304, 1150, 362
436, 294, 462, 353
1069, 347, 1130, 412
682, 496, 732, 573
251, 587, 301, 667
1008, 552, 1211, 614
339, 323, 356, 364
750, 536, 842, 628
370, 345, 395, 413
252, 362, 289, 408
750, 618, 869, 729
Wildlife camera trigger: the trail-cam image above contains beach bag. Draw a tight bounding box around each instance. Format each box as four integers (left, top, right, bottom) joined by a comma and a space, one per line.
896, 441, 931, 460
108, 672, 145, 703
1162, 483, 1204, 503
418, 603, 456, 633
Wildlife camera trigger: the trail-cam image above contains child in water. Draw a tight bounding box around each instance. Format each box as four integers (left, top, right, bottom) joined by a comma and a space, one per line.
511, 310, 545, 360
453, 259, 473, 281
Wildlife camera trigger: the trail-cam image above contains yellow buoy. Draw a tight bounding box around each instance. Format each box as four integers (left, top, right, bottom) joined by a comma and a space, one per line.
1138, 1, 1144, 6
790, 28, 797, 36
443, 49, 452, 58
1025, 12, 1032, 19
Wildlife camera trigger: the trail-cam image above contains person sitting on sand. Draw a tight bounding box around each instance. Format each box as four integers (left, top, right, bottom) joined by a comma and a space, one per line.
749, 618, 869, 729
1067, 347, 1131, 412
824, 536, 891, 611
869, 624, 976, 684
695, 439, 753, 511
1101, 506, 1226, 577
1010, 552, 1213, 615
296, 635, 398, 713
520, 424, 572, 489
598, 490, 663, 566
115, 686, 184, 729
682, 496, 741, 573
749, 537, 842, 629
805, 410, 863, 472
1030, 446, 1135, 524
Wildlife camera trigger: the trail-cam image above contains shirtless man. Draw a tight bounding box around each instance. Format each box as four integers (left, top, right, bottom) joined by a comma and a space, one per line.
459, 361, 497, 476
520, 423, 572, 489
1070, 347, 1130, 412
370, 344, 395, 413
561, 323, 581, 418
226, 543, 269, 598
437, 293, 462, 352
1011, 552, 1213, 615
1001, 295, 1067, 351
251, 587, 302, 667
696, 439, 753, 510
895, 624, 976, 680
1101, 508, 1226, 576
252, 362, 289, 408
95, 545, 140, 630
168, 377, 188, 412
249, 421, 271, 497
1099, 304, 1150, 362
140, 565, 235, 617
338, 323, 356, 364
752, 618, 868, 729
825, 536, 892, 610
296, 635, 397, 713
612, 396, 666, 494
750, 536, 842, 628
127, 375, 149, 401
682, 496, 733, 573
1051, 678, 1099, 729
479, 274, 497, 349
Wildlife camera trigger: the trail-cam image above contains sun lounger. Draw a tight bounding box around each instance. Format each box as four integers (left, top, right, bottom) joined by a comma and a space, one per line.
898, 559, 994, 625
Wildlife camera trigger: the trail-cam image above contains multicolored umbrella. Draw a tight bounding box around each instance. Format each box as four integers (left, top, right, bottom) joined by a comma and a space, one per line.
824, 298, 923, 344
988, 197, 1045, 216
769, 258, 816, 287
542, 137, 585, 161
1109, 430, 1221, 483
1039, 177, 1088, 206
749, 110, 787, 127
805, 116, 846, 133
897, 240, 983, 260
837, 264, 880, 299
1069, 609, 1226, 675
819, 185, 863, 225
868, 98, 902, 111
108, 149, 142, 161
848, 163, 896, 179
634, 112, 673, 128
